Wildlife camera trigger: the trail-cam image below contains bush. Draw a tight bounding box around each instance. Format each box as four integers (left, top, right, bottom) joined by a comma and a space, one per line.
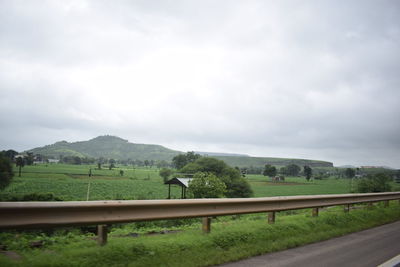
180, 157, 253, 198
0, 153, 14, 190
356, 173, 392, 193
188, 172, 226, 198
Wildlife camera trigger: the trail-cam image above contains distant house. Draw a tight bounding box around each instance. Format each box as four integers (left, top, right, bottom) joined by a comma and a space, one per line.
48, 159, 60, 164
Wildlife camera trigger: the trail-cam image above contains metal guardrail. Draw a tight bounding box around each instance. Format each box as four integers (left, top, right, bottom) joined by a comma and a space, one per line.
1, 192, 399, 229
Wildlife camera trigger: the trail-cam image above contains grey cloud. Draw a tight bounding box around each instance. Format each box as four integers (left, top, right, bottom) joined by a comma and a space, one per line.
0, 0, 399, 167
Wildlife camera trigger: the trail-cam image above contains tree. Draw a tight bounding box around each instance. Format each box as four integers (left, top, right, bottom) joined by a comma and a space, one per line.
119, 170, 124, 176
180, 157, 253, 198
285, 164, 301, 176
25, 152, 34, 165
0, 152, 14, 190
188, 172, 226, 198
73, 156, 82, 165
395, 170, 400, 184
156, 160, 169, 169
172, 152, 201, 169
2, 150, 18, 161
263, 164, 277, 177
15, 156, 25, 177
109, 159, 116, 170
345, 168, 356, 179
304, 165, 312, 181
159, 168, 173, 182
356, 173, 392, 193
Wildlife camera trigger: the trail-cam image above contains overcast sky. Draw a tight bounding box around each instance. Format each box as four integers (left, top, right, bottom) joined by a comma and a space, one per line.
1, 0, 399, 168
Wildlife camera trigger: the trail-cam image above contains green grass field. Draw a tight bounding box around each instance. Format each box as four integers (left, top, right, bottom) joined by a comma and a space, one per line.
248, 175, 352, 197
2, 164, 183, 200
4, 163, 399, 201
1, 163, 400, 267
0, 163, 359, 201
1, 204, 399, 267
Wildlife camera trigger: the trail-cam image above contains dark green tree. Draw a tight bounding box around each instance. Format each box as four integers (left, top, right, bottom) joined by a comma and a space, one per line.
356, 173, 392, 193
395, 170, 400, 183
25, 152, 34, 165
15, 156, 25, 177
2, 150, 18, 161
109, 159, 116, 170
304, 165, 312, 181
159, 168, 173, 182
345, 168, 356, 179
263, 164, 277, 177
188, 172, 226, 198
286, 164, 301, 176
73, 156, 82, 165
0, 153, 14, 190
172, 152, 201, 169
180, 157, 253, 198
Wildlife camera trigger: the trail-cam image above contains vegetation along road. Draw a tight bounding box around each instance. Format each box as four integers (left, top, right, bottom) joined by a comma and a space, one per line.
219, 220, 400, 267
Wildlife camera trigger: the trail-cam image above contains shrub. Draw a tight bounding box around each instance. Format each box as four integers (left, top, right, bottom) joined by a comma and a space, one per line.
356, 173, 392, 193
0, 153, 14, 190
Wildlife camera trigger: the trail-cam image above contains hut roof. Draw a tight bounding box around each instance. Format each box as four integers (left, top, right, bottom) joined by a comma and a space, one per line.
164, 177, 193, 188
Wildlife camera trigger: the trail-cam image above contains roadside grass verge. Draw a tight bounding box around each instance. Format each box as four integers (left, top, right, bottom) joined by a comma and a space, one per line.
1, 204, 399, 267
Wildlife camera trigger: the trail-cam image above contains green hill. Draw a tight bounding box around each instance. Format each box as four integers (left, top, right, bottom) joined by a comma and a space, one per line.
27, 135, 181, 161
27, 135, 333, 167
213, 156, 333, 168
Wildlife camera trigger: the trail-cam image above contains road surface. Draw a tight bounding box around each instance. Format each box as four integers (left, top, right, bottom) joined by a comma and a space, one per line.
219, 220, 400, 267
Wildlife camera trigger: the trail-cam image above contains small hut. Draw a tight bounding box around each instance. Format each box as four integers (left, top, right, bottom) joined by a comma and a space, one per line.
164, 177, 193, 199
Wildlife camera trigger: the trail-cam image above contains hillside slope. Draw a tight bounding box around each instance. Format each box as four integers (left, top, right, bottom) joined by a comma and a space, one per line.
27, 135, 333, 167
214, 155, 333, 168
27, 135, 180, 161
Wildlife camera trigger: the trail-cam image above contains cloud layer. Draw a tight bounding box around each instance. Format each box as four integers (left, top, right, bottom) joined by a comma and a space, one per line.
1, 0, 399, 167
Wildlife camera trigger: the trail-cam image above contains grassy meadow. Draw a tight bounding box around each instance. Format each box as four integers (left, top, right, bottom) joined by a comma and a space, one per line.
1, 163, 400, 266
0, 163, 359, 201
1, 203, 399, 267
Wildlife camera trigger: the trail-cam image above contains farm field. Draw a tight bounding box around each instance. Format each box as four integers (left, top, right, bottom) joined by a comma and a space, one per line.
1, 163, 400, 267
0, 163, 359, 201
247, 174, 352, 197
1, 164, 182, 200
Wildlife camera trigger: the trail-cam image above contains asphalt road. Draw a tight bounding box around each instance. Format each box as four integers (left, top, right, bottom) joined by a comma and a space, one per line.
218, 220, 400, 267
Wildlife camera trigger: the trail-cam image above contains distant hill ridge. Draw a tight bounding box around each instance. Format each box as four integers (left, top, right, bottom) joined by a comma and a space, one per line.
28, 135, 180, 161
27, 135, 333, 167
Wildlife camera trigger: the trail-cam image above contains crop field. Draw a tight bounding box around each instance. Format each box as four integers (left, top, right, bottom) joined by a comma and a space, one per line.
1, 163, 399, 267
0, 163, 362, 201
247, 174, 352, 197
2, 164, 183, 200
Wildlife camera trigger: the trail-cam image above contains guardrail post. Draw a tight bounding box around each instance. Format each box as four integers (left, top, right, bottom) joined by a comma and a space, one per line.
97, 225, 108, 246
312, 207, 319, 217
344, 204, 350, 213
384, 200, 389, 207
268, 211, 275, 224
202, 217, 211, 233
